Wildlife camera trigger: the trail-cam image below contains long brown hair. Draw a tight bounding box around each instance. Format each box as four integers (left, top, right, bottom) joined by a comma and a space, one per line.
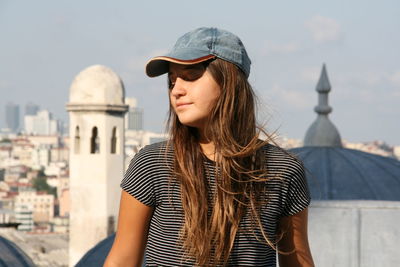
167, 58, 274, 266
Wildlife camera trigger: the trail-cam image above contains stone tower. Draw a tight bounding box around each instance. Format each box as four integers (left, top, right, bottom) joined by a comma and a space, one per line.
66, 65, 128, 266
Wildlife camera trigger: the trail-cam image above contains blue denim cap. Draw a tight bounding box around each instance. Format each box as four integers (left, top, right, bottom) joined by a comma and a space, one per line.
146, 27, 251, 78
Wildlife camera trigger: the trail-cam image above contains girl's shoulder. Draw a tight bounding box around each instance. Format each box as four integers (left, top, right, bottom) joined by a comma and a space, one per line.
135, 141, 173, 158
129, 141, 174, 169
261, 143, 304, 175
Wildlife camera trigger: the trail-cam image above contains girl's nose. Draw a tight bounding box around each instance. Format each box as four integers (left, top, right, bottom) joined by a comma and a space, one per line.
170, 77, 186, 98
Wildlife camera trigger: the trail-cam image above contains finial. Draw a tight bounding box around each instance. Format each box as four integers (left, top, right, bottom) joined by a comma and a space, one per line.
304, 64, 342, 147
316, 64, 331, 92
314, 63, 332, 115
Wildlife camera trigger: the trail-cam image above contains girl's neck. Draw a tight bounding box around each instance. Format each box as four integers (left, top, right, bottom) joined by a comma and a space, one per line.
199, 141, 215, 161
197, 127, 217, 161
199, 134, 216, 161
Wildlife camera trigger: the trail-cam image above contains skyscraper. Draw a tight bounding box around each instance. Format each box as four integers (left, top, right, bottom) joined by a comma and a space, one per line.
125, 97, 143, 131
25, 102, 39, 116
24, 109, 59, 135
5, 102, 20, 132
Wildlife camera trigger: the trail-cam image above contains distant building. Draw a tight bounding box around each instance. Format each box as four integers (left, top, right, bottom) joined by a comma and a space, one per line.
49, 146, 69, 163
395, 146, 400, 160
52, 215, 69, 233
125, 97, 144, 131
4, 165, 28, 183
31, 145, 51, 170
344, 140, 397, 158
27, 135, 60, 147
0, 189, 16, 212
14, 204, 34, 232
0, 142, 12, 168
0, 209, 16, 226
59, 188, 70, 217
15, 190, 55, 224
5, 102, 20, 132
123, 98, 167, 168
11, 138, 35, 168
125, 129, 168, 168
25, 103, 39, 116
1, 135, 67, 171
24, 110, 59, 135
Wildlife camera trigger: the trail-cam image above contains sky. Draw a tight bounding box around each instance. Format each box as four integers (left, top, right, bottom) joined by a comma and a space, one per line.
0, 0, 399, 145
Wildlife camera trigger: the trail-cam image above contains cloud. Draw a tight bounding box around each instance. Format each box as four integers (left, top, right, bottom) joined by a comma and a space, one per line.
262, 41, 299, 55
364, 72, 384, 86
338, 70, 384, 87
125, 49, 168, 73
389, 70, 400, 86
332, 68, 400, 111
336, 69, 400, 92
147, 48, 169, 58
268, 83, 312, 109
0, 80, 11, 90
121, 48, 169, 86
305, 15, 342, 43
300, 66, 321, 83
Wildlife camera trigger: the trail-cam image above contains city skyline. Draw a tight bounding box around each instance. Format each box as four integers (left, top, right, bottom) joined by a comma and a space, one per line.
0, 1, 399, 145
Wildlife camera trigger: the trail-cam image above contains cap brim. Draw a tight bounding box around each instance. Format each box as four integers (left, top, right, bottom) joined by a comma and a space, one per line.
145, 55, 215, 77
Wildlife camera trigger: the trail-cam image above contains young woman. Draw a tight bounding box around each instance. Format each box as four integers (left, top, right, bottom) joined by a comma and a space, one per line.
104, 27, 314, 267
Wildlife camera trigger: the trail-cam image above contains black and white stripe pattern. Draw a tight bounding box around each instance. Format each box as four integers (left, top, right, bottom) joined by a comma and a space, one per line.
121, 141, 310, 266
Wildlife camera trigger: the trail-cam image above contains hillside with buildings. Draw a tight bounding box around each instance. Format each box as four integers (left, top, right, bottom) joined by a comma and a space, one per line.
0, 95, 167, 266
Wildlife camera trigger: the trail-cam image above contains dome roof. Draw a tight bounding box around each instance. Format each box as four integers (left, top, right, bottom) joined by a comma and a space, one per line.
76, 234, 146, 266
304, 115, 342, 147
0, 236, 35, 266
290, 146, 400, 200
76, 234, 115, 267
297, 64, 400, 200
69, 65, 125, 105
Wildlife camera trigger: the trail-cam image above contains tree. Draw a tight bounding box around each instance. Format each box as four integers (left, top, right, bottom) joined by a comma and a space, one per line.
32, 176, 57, 197
0, 138, 11, 144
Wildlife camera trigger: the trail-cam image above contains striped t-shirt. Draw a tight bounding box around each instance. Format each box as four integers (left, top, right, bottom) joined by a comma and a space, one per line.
121, 141, 310, 266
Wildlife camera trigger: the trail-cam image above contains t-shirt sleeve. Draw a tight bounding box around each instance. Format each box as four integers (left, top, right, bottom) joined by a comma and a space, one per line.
281, 160, 311, 217
120, 146, 157, 207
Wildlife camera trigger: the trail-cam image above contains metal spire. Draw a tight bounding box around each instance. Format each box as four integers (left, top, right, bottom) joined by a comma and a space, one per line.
304, 64, 342, 147
314, 64, 332, 115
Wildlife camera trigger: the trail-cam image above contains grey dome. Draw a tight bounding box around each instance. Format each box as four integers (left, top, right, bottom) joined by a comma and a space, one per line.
76, 234, 114, 266
290, 147, 400, 200
304, 115, 342, 147
76, 233, 146, 267
0, 236, 35, 267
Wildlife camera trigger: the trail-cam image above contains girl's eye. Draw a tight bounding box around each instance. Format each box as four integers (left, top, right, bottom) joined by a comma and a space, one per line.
168, 74, 177, 89
168, 65, 206, 89
169, 80, 176, 89
183, 69, 204, 81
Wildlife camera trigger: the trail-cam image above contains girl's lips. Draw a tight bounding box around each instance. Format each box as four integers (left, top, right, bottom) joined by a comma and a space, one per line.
176, 102, 192, 108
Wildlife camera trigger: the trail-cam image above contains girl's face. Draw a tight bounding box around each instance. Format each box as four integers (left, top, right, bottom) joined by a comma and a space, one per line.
169, 62, 221, 131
